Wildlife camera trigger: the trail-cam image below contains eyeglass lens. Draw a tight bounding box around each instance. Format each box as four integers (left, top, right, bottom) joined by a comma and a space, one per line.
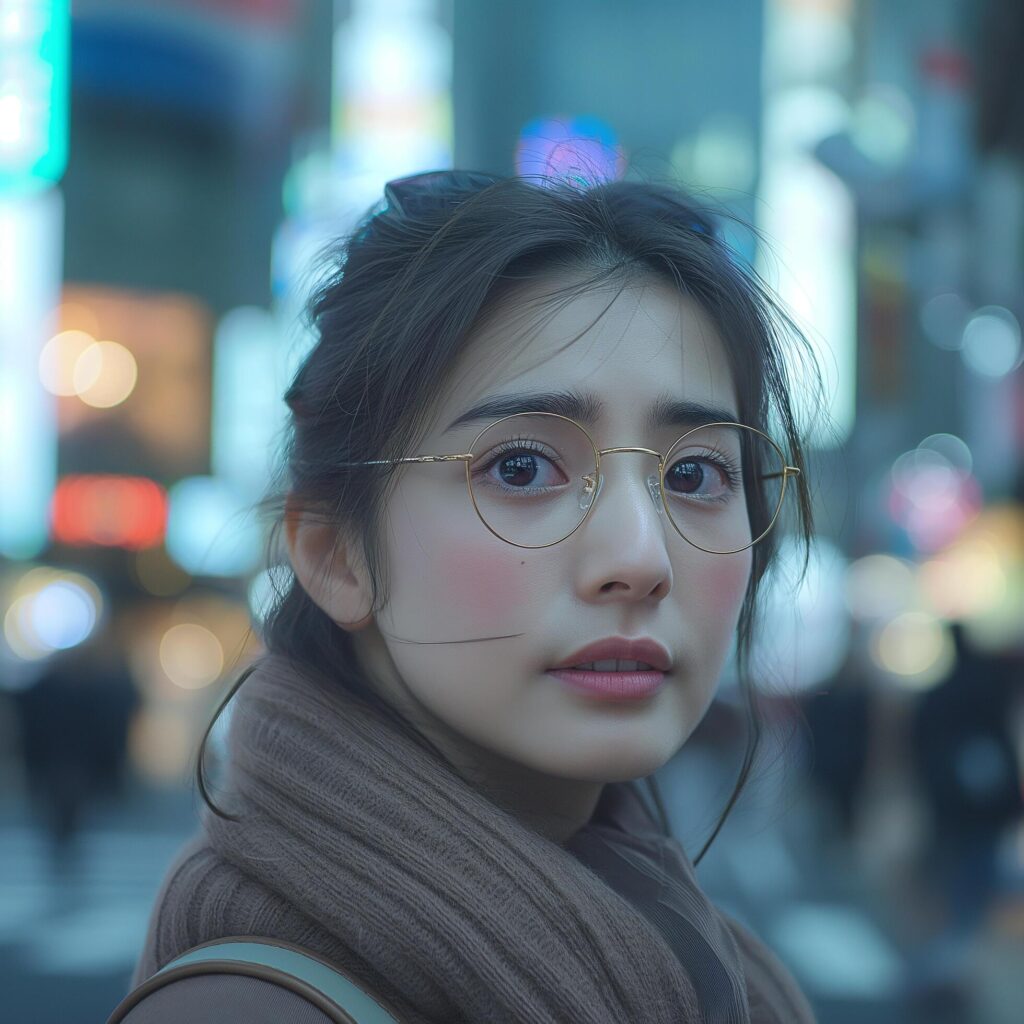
466, 413, 786, 551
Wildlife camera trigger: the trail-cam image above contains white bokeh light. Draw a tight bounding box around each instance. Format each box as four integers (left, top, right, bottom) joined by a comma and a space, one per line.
960, 306, 1022, 379
29, 579, 99, 650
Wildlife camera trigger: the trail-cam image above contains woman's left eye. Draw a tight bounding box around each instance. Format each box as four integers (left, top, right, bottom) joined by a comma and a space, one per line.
664, 456, 738, 499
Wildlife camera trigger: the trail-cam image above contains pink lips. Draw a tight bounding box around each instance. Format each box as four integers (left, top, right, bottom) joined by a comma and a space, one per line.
547, 636, 672, 702
549, 635, 672, 673
547, 667, 666, 701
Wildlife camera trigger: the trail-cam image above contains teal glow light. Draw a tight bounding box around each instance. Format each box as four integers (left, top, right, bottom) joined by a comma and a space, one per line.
165, 476, 263, 578
0, 0, 70, 194
211, 306, 285, 498
0, 187, 62, 559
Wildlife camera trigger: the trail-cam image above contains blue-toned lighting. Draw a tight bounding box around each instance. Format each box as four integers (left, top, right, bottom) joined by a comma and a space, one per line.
0, 0, 70, 195
0, 187, 62, 559
749, 535, 851, 693
960, 305, 1022, 379
30, 578, 99, 650
2, 567, 103, 660
165, 476, 263, 578
247, 563, 293, 632
211, 306, 285, 498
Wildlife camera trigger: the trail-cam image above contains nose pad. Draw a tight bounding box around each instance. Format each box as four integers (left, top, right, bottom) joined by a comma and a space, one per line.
577, 472, 665, 515
579, 473, 600, 512
646, 473, 664, 512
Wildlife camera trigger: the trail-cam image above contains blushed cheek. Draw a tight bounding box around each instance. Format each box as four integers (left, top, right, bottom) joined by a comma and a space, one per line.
435, 543, 532, 622
699, 551, 752, 623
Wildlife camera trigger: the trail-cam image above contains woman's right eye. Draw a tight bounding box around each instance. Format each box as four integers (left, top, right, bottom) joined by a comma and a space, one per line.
476, 446, 566, 490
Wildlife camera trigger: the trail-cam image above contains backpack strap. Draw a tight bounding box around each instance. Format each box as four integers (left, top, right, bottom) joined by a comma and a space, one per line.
108, 937, 404, 1024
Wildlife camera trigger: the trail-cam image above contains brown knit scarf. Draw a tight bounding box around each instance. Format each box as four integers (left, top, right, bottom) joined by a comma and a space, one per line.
135, 654, 763, 1023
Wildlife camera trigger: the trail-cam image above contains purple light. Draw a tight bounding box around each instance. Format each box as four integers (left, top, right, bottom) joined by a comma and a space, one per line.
515, 116, 625, 186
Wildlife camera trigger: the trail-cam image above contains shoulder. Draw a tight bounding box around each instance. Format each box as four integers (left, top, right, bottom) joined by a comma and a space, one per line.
116, 937, 408, 1024
132, 836, 279, 986
720, 912, 818, 1024
113, 973, 338, 1024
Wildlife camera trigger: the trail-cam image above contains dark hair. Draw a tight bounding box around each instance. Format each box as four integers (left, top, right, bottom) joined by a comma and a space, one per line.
197, 171, 820, 865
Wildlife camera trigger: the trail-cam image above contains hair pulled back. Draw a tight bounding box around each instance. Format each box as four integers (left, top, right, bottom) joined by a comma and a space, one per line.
197, 172, 820, 865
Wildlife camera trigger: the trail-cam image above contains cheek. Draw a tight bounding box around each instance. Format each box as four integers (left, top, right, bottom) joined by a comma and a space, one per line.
436, 543, 532, 621
695, 550, 752, 622
386, 487, 534, 630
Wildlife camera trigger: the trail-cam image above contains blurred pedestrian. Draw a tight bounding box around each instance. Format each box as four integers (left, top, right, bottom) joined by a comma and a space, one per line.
800, 643, 872, 842
909, 623, 1024, 940
11, 611, 140, 875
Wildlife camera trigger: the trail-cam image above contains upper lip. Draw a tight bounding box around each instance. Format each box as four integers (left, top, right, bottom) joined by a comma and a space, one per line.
550, 637, 672, 672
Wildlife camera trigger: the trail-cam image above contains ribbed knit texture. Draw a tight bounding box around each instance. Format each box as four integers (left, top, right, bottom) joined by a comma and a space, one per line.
132, 655, 811, 1023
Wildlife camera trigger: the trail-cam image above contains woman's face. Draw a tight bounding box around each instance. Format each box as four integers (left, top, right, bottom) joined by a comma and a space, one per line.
345, 276, 753, 806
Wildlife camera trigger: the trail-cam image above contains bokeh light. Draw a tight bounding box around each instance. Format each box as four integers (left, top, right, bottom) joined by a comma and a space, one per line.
158, 622, 224, 690
73, 339, 139, 408
51, 475, 167, 549
4, 596, 47, 660
888, 444, 982, 552
28, 579, 100, 650
917, 432, 972, 474
670, 113, 757, 192
891, 447, 960, 504
849, 84, 915, 169
944, 505, 1024, 652
918, 540, 1007, 621
515, 115, 625, 185
2, 567, 103, 660
38, 329, 95, 396
844, 554, 917, 622
165, 476, 263, 577
870, 611, 955, 689
960, 306, 1023, 379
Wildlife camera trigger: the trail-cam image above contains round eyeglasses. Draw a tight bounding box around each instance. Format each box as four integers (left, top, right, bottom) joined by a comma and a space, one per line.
343, 412, 801, 553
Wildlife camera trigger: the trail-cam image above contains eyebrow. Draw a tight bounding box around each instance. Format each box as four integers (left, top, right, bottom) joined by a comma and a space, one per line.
443, 388, 740, 435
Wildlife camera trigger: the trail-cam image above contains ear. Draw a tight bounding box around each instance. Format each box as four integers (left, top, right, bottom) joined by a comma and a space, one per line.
284, 495, 374, 631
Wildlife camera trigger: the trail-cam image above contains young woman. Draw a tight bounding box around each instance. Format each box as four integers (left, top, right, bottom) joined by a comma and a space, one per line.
129, 171, 819, 1022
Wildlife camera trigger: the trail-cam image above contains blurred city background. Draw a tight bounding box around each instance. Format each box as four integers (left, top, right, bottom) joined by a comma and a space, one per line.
1, 0, 1023, 1021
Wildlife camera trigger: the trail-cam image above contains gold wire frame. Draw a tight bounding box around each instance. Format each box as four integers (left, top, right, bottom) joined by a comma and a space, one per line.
345, 411, 801, 553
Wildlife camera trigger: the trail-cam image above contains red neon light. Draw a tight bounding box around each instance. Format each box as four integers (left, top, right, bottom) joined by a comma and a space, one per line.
51, 475, 168, 550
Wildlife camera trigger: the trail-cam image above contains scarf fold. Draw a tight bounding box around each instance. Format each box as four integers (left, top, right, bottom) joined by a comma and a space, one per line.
136, 655, 767, 1023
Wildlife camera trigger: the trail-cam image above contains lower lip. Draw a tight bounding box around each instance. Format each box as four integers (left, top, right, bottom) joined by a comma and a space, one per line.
547, 668, 666, 701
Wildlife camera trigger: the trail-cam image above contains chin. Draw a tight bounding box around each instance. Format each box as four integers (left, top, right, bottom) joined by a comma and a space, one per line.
536, 744, 679, 784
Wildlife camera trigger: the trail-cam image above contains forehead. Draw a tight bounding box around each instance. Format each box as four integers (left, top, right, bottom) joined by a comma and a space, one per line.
436, 276, 739, 436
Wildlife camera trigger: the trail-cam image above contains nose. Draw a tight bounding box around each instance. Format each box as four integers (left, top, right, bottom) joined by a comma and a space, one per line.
583, 448, 669, 533
586, 469, 665, 517
585, 448, 671, 544
575, 454, 674, 599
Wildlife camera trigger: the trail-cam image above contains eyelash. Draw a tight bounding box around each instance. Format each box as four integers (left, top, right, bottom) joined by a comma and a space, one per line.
477, 438, 743, 502
669, 449, 743, 502
476, 438, 564, 476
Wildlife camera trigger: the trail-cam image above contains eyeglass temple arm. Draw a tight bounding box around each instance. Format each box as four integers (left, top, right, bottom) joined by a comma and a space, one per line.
338, 454, 473, 466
